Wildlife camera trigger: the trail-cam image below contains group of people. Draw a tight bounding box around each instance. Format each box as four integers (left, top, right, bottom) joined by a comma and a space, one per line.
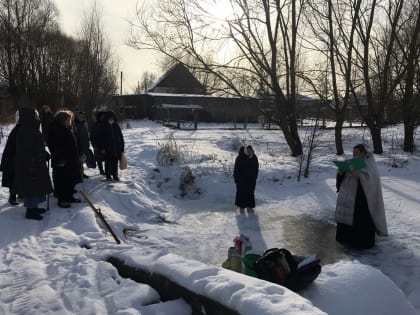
0, 106, 125, 220
233, 143, 388, 250
2, 111, 388, 248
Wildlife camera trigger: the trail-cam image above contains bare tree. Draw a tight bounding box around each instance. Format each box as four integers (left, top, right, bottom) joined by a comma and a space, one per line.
304, 0, 362, 155
346, 0, 405, 154
0, 0, 118, 118
0, 0, 58, 108
128, 0, 306, 156
397, 0, 420, 152
134, 71, 157, 93
76, 1, 117, 117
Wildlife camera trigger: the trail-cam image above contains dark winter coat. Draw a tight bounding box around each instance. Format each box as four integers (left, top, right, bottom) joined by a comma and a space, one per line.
14, 108, 52, 197
73, 118, 90, 156
234, 147, 259, 208
40, 111, 54, 144
0, 124, 20, 188
248, 154, 259, 191
101, 111, 124, 160
48, 119, 83, 186
89, 111, 106, 160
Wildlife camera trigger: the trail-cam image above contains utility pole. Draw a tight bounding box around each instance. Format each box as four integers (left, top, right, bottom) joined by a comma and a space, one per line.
120, 71, 123, 95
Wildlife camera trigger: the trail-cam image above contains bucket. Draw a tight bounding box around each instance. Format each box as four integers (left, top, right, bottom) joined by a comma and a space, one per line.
230, 255, 242, 272
243, 253, 262, 277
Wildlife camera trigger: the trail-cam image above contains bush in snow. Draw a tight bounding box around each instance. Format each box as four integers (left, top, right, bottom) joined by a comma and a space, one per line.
179, 166, 202, 198
157, 133, 181, 166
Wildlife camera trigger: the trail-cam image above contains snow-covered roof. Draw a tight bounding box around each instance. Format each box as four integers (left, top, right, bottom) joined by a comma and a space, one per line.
147, 92, 241, 99
155, 104, 204, 110
147, 64, 178, 92
147, 63, 206, 94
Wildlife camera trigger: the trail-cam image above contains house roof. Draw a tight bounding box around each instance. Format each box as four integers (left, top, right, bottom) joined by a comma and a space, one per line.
147, 63, 206, 94
155, 104, 204, 110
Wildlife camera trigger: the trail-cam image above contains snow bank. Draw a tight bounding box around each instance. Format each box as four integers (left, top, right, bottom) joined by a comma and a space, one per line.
302, 261, 417, 315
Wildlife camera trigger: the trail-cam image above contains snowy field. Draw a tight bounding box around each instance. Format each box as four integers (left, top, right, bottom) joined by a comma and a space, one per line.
0, 119, 419, 314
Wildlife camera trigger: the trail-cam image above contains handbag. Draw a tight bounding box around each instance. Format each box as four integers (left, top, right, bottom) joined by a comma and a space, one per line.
119, 152, 127, 170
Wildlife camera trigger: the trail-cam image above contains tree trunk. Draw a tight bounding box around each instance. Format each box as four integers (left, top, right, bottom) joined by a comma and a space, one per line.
280, 121, 302, 157
369, 125, 383, 154
289, 130, 303, 157
403, 123, 415, 153
335, 117, 344, 155
275, 94, 303, 156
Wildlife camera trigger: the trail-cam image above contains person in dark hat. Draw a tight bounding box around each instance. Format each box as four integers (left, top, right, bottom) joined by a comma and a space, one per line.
234, 145, 259, 212
89, 111, 106, 175
14, 108, 53, 220
48, 110, 83, 208
73, 111, 91, 179
101, 111, 124, 181
40, 105, 54, 145
1, 111, 21, 205
245, 145, 259, 211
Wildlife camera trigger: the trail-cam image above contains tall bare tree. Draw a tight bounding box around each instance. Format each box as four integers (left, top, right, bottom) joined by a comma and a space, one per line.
76, 1, 117, 117
305, 0, 362, 155
0, 0, 117, 117
0, 0, 57, 107
128, 0, 306, 156
348, 0, 405, 154
398, 0, 420, 152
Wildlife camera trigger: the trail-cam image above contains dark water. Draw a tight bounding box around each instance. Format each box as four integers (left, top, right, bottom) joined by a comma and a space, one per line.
280, 215, 349, 265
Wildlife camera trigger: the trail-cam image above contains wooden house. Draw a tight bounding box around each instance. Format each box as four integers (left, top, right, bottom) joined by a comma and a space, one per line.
114, 63, 331, 127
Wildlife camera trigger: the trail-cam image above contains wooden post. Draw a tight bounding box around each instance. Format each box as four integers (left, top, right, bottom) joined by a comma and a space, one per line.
193, 109, 198, 130
233, 107, 237, 129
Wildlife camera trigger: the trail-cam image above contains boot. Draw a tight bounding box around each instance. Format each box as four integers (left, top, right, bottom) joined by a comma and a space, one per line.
112, 175, 120, 181
25, 208, 43, 220
70, 196, 81, 203
36, 208, 47, 214
98, 163, 105, 175
8, 197, 19, 206
58, 201, 71, 208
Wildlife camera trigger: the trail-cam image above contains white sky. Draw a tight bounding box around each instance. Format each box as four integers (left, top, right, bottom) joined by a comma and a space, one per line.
0, 120, 419, 314
52, 0, 162, 93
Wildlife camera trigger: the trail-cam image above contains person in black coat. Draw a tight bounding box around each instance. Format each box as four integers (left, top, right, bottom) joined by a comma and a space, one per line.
73, 111, 91, 179
246, 145, 259, 207
0, 117, 20, 205
101, 111, 124, 181
14, 108, 53, 220
89, 111, 106, 175
40, 105, 54, 145
234, 145, 259, 211
48, 110, 83, 208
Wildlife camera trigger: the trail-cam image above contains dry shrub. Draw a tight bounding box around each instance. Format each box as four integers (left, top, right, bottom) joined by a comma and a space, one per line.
157, 133, 181, 166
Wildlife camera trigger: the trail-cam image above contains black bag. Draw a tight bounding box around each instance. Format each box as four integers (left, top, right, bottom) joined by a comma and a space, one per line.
86, 149, 97, 169
254, 248, 321, 292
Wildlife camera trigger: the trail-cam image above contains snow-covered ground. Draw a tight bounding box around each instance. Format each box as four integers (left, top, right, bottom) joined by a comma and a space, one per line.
0, 119, 419, 314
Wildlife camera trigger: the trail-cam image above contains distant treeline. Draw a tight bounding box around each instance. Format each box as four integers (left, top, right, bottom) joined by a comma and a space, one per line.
0, 0, 118, 122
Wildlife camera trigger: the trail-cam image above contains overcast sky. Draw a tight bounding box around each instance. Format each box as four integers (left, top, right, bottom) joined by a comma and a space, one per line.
52, 0, 162, 93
